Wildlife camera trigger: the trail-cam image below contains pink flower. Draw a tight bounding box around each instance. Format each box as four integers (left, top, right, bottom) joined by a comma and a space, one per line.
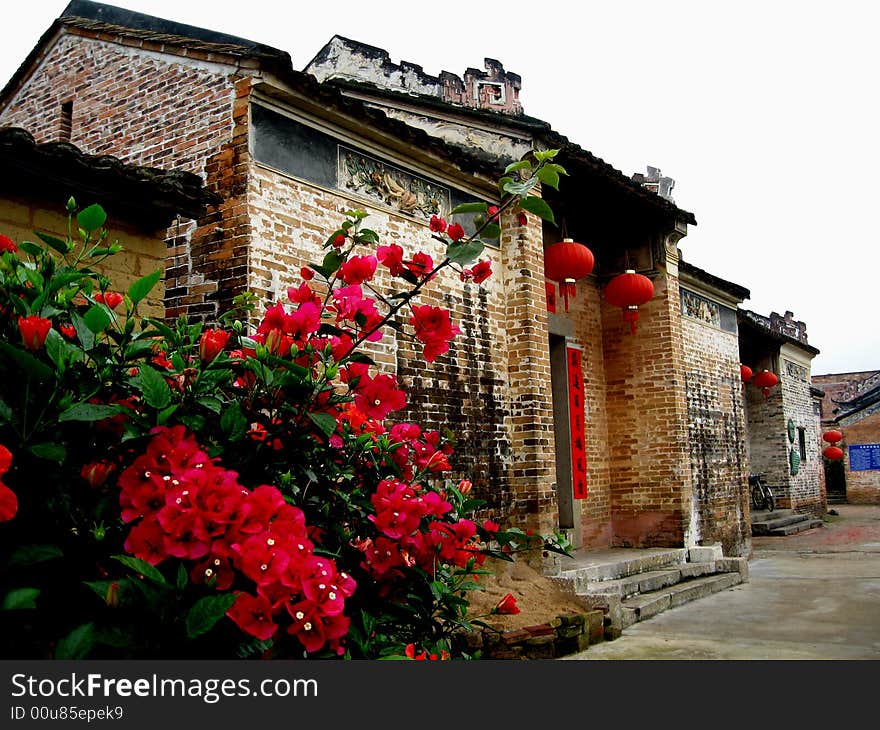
353, 371, 407, 420
447, 223, 465, 241
227, 592, 278, 641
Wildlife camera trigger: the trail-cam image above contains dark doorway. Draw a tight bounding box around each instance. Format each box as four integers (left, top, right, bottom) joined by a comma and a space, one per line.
549, 335, 574, 529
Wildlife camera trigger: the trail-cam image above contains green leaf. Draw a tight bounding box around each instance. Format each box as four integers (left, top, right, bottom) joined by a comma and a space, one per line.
185, 594, 237, 639
308, 411, 338, 437
177, 564, 189, 592
128, 269, 162, 306
504, 160, 532, 174
83, 303, 111, 333
76, 204, 107, 233
84, 580, 116, 602
537, 166, 560, 190
55, 622, 95, 659
356, 229, 380, 244
35, 231, 71, 255
0, 341, 53, 382
481, 223, 502, 240
29, 442, 66, 464
135, 364, 172, 410
0, 399, 13, 425
7, 544, 63, 567
70, 310, 95, 351
446, 240, 484, 266
518, 195, 556, 224
18, 240, 43, 258
501, 178, 539, 196
44, 328, 69, 371
321, 250, 343, 275
220, 403, 248, 441
450, 201, 489, 216
2, 588, 40, 610
58, 402, 125, 423
112, 555, 168, 586
534, 149, 560, 162
196, 396, 223, 414
157, 404, 179, 425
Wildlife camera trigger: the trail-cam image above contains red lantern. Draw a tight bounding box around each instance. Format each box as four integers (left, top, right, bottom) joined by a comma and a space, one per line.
823, 446, 844, 460
752, 369, 779, 398
822, 430, 843, 444
740, 365, 753, 383
543, 238, 595, 312
604, 269, 654, 334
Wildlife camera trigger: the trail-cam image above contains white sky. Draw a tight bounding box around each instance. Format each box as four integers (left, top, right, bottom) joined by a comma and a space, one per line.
2, 0, 877, 375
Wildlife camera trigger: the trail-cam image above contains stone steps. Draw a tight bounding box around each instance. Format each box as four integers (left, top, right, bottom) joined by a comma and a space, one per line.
549, 545, 747, 640
751, 508, 824, 536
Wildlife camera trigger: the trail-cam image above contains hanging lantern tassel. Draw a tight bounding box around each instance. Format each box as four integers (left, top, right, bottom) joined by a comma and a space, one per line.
752, 369, 779, 400
562, 279, 577, 312
604, 269, 654, 335
543, 239, 595, 314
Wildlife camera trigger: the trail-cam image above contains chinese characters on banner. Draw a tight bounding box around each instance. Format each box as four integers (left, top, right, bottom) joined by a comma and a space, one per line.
567, 346, 588, 499
545, 281, 557, 313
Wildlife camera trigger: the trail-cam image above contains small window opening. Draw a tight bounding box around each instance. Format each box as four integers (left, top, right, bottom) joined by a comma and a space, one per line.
59, 101, 73, 142
798, 427, 807, 461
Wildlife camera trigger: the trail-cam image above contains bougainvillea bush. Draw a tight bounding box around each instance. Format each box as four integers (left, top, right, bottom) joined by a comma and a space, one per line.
0, 152, 569, 659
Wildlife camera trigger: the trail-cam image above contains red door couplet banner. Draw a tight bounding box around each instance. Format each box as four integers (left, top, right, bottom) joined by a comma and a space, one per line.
566, 346, 588, 499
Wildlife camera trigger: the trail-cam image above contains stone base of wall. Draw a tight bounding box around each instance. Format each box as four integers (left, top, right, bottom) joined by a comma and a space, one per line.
456, 611, 606, 659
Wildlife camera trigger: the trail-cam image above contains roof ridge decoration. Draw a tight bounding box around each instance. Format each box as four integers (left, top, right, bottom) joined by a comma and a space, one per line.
305, 36, 523, 116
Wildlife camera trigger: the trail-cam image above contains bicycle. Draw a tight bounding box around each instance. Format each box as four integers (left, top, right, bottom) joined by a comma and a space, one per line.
749, 473, 775, 512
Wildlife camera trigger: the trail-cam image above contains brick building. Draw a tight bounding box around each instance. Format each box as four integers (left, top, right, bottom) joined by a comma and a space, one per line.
0, 0, 771, 564
738, 310, 824, 516
813, 370, 880, 504
0, 125, 215, 317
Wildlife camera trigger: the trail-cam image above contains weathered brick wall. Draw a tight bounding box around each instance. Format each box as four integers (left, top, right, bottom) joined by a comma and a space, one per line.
840, 411, 880, 503
779, 355, 823, 515
0, 196, 165, 318
0, 32, 240, 321
744, 379, 789, 503
601, 270, 691, 547
248, 162, 556, 534
568, 278, 612, 548
681, 310, 750, 556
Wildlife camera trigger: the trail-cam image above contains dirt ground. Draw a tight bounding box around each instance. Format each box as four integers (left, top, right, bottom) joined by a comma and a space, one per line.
464, 557, 588, 632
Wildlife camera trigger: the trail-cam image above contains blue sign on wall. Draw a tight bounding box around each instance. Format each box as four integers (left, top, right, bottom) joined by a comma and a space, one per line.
849, 444, 880, 471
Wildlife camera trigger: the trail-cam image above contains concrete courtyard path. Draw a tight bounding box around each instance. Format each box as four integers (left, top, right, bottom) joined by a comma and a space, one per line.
564, 503, 880, 660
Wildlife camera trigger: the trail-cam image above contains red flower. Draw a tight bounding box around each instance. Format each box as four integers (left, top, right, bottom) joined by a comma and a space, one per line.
487, 205, 500, 221
406, 252, 434, 279
0, 234, 17, 253
353, 371, 407, 420
95, 291, 124, 309
377, 244, 404, 275
429, 215, 447, 233
199, 328, 230, 362
338, 255, 378, 285
332, 233, 346, 247
0, 445, 16, 522
81, 460, 116, 489
493, 592, 520, 615
460, 260, 492, 284
409, 305, 461, 362
18, 315, 51, 351
447, 222, 465, 241
517, 211, 528, 226
300, 266, 314, 280
227, 592, 278, 641
59, 323, 76, 339
0, 484, 17, 522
